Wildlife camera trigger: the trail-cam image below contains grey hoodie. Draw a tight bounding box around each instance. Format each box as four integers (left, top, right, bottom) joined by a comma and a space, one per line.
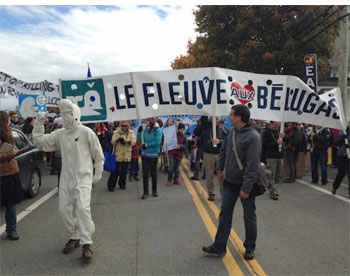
217, 124, 261, 194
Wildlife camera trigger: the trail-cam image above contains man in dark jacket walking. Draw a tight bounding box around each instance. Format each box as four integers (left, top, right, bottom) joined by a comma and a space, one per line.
261, 121, 284, 200
202, 105, 261, 260
310, 126, 331, 185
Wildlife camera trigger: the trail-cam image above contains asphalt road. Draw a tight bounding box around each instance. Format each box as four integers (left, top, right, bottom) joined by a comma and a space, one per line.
1, 160, 349, 276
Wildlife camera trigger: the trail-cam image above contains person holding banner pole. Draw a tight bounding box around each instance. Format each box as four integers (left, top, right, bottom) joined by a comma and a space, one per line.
200, 116, 222, 201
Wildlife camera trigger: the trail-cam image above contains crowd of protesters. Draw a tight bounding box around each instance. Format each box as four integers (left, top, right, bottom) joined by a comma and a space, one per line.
1, 105, 349, 263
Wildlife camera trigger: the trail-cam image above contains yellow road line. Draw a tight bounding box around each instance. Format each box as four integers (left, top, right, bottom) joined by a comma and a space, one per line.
179, 167, 245, 276
182, 161, 267, 276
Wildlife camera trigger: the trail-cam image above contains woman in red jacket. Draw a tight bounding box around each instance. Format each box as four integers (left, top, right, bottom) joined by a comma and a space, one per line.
0, 111, 24, 240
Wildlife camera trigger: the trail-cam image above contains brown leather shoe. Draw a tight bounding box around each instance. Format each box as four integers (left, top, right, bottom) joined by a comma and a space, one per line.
63, 239, 80, 254
82, 244, 93, 259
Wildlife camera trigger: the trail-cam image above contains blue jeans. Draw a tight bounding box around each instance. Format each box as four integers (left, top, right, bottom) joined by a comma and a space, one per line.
213, 180, 257, 254
129, 157, 139, 177
5, 205, 17, 234
168, 157, 181, 180
311, 149, 328, 184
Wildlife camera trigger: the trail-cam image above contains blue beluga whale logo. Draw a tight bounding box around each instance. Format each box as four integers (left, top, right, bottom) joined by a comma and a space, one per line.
61, 78, 106, 121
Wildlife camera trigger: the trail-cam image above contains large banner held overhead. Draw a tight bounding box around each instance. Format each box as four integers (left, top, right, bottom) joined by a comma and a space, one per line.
60, 67, 347, 130
0, 71, 60, 107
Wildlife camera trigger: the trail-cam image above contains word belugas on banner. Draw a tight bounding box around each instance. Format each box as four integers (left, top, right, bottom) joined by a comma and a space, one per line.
60, 67, 347, 130
0, 71, 60, 107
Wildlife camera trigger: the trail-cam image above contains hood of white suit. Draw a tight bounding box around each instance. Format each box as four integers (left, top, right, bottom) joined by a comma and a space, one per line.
59, 99, 81, 131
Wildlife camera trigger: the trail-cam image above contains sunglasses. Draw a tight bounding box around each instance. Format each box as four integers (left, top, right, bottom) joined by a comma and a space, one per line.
121, 125, 128, 127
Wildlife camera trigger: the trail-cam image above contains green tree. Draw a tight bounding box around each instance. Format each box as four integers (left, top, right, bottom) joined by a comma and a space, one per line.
172, 6, 340, 78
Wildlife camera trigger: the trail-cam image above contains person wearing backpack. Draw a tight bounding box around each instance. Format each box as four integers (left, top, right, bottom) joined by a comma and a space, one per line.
310, 125, 331, 185
202, 105, 261, 260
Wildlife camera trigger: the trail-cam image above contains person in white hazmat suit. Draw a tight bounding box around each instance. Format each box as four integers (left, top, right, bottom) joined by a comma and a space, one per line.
32, 99, 104, 260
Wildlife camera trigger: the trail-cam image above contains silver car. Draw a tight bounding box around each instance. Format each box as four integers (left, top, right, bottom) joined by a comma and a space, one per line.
12, 128, 42, 198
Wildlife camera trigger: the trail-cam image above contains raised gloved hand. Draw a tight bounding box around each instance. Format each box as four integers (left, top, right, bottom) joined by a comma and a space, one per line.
92, 171, 102, 185
34, 112, 48, 125
137, 125, 143, 133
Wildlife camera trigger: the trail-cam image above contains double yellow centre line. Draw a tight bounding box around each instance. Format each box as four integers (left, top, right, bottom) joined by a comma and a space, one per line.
179, 160, 267, 276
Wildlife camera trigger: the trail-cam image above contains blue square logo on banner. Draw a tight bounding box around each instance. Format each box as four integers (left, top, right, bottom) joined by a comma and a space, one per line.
18, 94, 46, 118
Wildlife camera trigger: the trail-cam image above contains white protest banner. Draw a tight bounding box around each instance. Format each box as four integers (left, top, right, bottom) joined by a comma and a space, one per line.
60, 67, 345, 130
0, 72, 60, 107
319, 88, 347, 130
163, 125, 178, 151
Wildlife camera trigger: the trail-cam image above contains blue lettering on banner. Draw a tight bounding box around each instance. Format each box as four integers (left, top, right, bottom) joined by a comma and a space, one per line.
124, 84, 135, 108
315, 102, 332, 117
199, 80, 214, 104
114, 86, 126, 110
142, 83, 154, 107
156, 83, 170, 105
270, 85, 282, 110
302, 93, 318, 113
257, 86, 268, 108
216, 79, 227, 104
169, 82, 181, 104
184, 81, 197, 105
290, 89, 307, 111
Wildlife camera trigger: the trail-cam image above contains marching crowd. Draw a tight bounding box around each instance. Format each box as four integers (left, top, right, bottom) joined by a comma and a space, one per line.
1, 100, 349, 261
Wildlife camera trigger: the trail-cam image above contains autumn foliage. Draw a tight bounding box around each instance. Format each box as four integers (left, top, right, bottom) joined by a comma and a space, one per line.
171, 6, 340, 78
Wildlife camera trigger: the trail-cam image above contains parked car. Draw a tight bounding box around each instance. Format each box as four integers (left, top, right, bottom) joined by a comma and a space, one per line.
11, 128, 42, 198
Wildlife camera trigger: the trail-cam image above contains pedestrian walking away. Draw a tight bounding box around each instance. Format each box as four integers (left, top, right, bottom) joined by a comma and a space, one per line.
202, 104, 261, 260
32, 99, 104, 260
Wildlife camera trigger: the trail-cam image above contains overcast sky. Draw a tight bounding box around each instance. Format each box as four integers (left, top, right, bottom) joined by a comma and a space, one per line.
0, 5, 197, 83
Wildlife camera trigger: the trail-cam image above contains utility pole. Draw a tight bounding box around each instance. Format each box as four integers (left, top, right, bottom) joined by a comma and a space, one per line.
338, 5, 350, 123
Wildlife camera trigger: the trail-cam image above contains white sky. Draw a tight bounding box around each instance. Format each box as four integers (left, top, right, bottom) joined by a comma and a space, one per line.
0, 5, 198, 83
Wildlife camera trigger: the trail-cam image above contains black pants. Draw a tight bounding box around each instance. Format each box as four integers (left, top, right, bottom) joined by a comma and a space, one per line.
107, 162, 129, 190
285, 149, 298, 181
333, 155, 350, 194
142, 157, 158, 194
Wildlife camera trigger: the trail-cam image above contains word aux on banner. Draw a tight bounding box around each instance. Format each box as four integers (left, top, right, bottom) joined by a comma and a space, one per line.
19, 94, 46, 119
163, 125, 178, 151
304, 54, 318, 93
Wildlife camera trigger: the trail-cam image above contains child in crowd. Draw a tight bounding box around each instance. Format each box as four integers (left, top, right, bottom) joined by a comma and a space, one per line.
129, 142, 140, 181
167, 123, 188, 185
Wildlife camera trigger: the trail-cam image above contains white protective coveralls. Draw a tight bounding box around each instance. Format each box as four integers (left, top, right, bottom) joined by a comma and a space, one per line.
32, 99, 104, 245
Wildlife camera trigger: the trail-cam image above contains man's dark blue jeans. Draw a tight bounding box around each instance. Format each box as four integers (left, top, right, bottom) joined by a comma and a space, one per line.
5, 205, 17, 234
212, 180, 257, 255
311, 149, 328, 184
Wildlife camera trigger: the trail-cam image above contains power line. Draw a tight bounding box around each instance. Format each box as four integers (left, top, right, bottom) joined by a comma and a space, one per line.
292, 6, 334, 39
297, 11, 350, 49
296, 6, 341, 42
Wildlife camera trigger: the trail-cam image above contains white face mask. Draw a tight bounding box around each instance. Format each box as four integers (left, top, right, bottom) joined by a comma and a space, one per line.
62, 112, 75, 130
